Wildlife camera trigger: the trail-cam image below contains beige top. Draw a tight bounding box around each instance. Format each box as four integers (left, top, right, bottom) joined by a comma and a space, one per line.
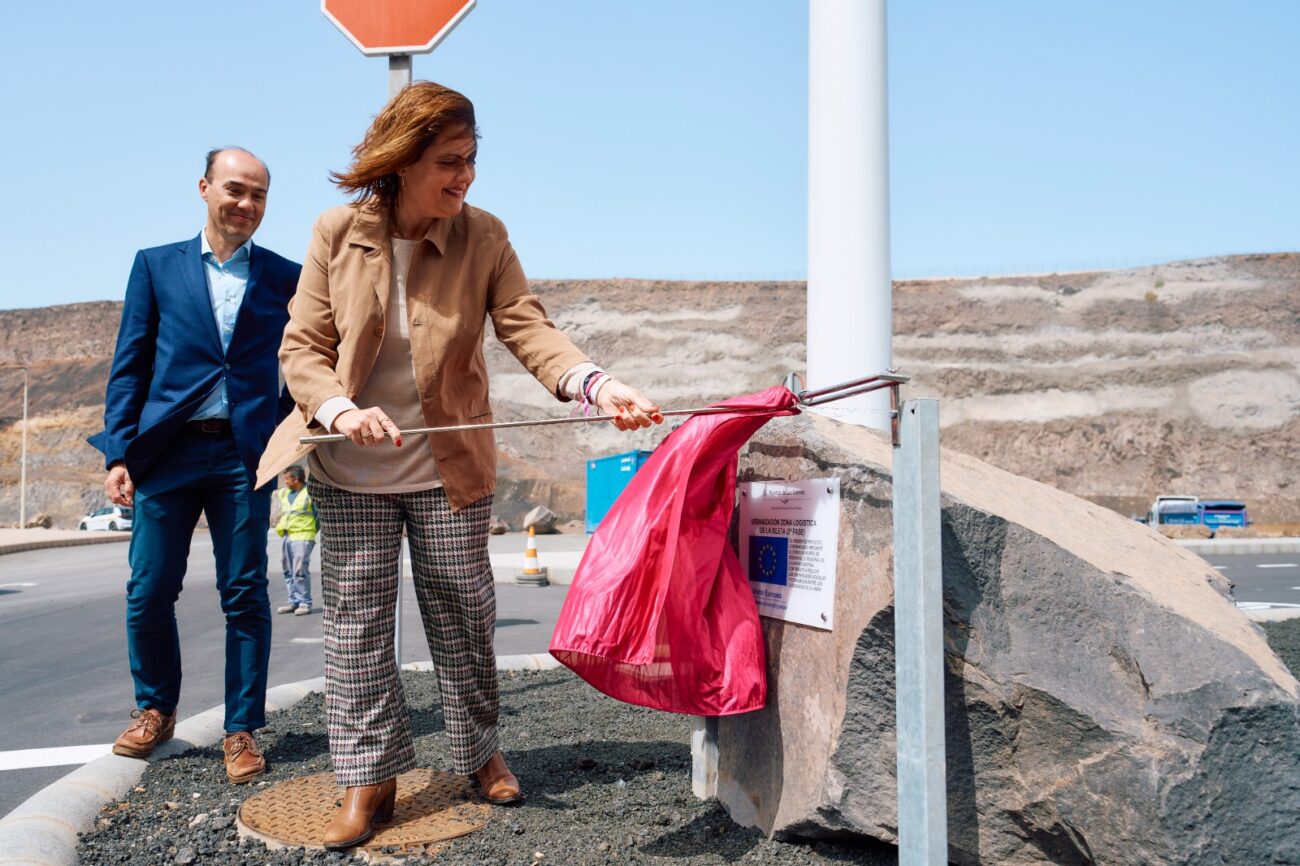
309, 238, 442, 494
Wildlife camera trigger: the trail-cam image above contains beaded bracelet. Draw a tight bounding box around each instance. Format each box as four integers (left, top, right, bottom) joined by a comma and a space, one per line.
580, 369, 604, 400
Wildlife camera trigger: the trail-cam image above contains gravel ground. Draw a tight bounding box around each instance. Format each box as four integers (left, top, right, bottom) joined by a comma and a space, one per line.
77, 669, 894, 866
1263, 617, 1300, 676
73, 621, 1300, 865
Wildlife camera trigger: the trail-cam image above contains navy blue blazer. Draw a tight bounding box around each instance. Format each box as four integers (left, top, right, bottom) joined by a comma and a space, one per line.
88, 234, 301, 486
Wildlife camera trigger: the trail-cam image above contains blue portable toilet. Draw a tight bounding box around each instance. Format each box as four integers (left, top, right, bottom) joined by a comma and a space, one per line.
585, 449, 653, 533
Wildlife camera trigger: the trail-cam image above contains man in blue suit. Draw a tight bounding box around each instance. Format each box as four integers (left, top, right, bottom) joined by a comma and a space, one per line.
89, 147, 301, 784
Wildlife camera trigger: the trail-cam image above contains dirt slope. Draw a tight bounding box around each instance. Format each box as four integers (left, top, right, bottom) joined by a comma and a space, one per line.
1, 255, 1295, 527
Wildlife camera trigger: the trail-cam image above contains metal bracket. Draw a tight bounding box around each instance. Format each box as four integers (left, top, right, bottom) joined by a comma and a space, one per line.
789, 370, 909, 446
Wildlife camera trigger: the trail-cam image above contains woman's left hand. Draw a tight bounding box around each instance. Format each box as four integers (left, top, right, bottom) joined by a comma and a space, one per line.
595, 380, 664, 431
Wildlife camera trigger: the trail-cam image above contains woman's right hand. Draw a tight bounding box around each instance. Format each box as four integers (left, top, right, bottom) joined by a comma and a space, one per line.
333, 407, 403, 447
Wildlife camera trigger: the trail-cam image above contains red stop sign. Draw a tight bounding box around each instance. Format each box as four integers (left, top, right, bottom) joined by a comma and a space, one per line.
322, 0, 476, 56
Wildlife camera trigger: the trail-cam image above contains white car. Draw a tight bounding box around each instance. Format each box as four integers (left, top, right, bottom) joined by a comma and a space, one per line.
79, 506, 133, 532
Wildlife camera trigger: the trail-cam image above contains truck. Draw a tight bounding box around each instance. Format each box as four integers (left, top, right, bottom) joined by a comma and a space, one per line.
1145, 495, 1249, 531
1147, 495, 1200, 526
1196, 500, 1250, 530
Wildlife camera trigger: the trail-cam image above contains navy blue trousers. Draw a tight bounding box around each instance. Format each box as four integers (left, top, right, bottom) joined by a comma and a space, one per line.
124, 429, 272, 732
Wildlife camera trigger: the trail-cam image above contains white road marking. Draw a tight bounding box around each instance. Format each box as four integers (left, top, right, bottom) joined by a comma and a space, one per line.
0, 744, 111, 771
0, 582, 37, 588
1212, 566, 1226, 570
290, 637, 324, 644
1256, 563, 1298, 569
1235, 602, 1300, 610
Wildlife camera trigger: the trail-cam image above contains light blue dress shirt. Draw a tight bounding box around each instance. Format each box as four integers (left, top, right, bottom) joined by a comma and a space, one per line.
189, 233, 253, 421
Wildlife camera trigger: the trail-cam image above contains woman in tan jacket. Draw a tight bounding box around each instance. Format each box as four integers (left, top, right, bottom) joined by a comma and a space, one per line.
259, 81, 660, 849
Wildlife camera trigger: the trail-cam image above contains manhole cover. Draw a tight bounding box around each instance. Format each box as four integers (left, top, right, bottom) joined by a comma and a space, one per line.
238, 769, 490, 854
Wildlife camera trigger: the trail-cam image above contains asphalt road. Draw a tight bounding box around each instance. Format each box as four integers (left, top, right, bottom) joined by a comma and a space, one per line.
1205, 551, 1300, 611
0, 533, 573, 818
2, 542, 1295, 819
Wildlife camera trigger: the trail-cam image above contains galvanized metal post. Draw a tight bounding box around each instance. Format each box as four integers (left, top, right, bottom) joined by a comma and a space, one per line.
892, 398, 946, 865
690, 716, 719, 798
389, 53, 412, 669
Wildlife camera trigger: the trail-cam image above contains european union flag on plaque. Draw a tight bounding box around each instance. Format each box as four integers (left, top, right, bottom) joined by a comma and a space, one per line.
749, 535, 789, 586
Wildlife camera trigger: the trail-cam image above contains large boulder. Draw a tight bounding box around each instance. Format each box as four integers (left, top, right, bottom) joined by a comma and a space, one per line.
715, 414, 1299, 866
523, 505, 558, 534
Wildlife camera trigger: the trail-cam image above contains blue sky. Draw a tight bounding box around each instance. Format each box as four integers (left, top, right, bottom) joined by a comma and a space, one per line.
2, 1, 1296, 308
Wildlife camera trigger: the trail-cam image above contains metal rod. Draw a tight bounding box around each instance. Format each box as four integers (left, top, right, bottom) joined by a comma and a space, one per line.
297, 371, 909, 446
298, 405, 763, 445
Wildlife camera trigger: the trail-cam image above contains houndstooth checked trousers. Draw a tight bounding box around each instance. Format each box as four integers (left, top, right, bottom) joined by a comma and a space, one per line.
309, 480, 498, 786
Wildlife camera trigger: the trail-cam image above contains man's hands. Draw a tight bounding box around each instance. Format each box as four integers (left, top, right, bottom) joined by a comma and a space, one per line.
333, 407, 403, 447
105, 463, 134, 507
594, 380, 664, 431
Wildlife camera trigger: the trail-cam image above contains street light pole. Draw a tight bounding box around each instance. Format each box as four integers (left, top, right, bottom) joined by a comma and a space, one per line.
19, 366, 26, 528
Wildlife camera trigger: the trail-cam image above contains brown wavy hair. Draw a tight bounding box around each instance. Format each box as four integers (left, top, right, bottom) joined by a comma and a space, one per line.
331, 81, 479, 212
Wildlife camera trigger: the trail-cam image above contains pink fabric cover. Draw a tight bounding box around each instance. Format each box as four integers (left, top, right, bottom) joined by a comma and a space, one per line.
549, 386, 800, 715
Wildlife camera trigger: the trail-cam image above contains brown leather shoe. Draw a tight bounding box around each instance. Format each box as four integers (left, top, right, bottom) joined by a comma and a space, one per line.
473, 752, 523, 805
111, 708, 175, 758
322, 778, 397, 850
223, 732, 266, 784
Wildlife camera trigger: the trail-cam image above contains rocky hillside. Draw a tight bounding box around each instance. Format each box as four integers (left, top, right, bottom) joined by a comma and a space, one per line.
1, 255, 1296, 527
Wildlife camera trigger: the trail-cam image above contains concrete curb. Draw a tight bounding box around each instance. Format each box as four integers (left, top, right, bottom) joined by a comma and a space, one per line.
1242, 608, 1300, 623
0, 533, 132, 558
0, 654, 558, 866
1175, 537, 1300, 555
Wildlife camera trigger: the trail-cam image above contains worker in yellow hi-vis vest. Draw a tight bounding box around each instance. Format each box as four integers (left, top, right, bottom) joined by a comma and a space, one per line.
273, 466, 318, 615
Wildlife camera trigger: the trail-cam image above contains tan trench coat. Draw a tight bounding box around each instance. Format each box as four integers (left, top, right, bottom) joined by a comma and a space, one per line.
256, 203, 589, 508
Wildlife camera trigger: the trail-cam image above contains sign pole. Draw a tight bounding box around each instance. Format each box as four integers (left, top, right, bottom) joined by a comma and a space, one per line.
389, 53, 412, 99
387, 53, 411, 669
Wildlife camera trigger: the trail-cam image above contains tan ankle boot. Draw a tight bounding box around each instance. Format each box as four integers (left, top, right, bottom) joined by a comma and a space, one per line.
474, 752, 523, 805
322, 778, 397, 849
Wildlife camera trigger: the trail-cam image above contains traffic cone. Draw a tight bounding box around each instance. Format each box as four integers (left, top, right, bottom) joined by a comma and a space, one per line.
522, 527, 540, 574
517, 525, 549, 586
